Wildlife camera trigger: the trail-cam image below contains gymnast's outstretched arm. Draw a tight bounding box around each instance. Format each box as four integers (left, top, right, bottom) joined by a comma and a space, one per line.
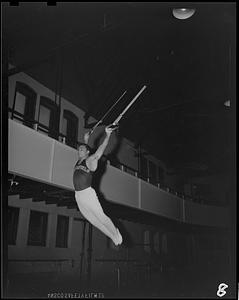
86, 126, 115, 171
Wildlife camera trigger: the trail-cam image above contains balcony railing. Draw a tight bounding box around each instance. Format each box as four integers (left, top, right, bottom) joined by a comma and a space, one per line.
8, 109, 226, 207
8, 118, 230, 227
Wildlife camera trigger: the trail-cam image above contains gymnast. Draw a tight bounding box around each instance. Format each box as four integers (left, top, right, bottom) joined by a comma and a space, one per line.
73, 125, 123, 246
73, 86, 147, 246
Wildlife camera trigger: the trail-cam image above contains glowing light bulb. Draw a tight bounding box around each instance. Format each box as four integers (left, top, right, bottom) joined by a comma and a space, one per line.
224, 100, 230, 107
173, 8, 196, 20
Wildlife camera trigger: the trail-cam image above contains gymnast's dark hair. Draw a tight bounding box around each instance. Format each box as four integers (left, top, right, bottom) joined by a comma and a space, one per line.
77, 142, 91, 153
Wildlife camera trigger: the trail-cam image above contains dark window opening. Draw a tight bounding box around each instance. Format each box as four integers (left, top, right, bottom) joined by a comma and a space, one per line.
8, 206, 20, 245
27, 210, 48, 246
62, 110, 79, 148
11, 81, 37, 128
55, 215, 69, 248
38, 96, 60, 139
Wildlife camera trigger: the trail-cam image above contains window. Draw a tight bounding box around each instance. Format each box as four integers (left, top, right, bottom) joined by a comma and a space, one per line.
62, 110, 79, 148
8, 206, 20, 245
39, 105, 51, 128
55, 215, 69, 248
38, 96, 60, 139
27, 210, 48, 246
62, 118, 67, 137
11, 81, 37, 127
14, 92, 26, 115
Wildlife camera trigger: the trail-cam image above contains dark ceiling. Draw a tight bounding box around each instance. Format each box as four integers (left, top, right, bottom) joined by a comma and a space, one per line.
3, 2, 236, 176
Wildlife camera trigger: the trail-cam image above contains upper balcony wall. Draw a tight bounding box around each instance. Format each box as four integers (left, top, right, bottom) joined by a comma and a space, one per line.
8, 118, 77, 190
8, 119, 230, 228
140, 181, 183, 221
51, 141, 78, 190
99, 164, 140, 209
8, 71, 92, 145
8, 72, 142, 173
9, 118, 55, 183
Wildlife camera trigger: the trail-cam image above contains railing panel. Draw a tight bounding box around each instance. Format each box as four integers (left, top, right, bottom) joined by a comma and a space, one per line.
99, 164, 140, 208
9, 119, 53, 183
140, 180, 182, 221
51, 142, 78, 190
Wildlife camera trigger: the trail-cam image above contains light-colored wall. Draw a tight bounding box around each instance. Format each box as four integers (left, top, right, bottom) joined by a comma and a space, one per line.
9, 120, 58, 184
99, 163, 140, 208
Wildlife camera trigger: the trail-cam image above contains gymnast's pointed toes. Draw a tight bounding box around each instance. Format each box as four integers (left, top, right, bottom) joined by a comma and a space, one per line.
116, 228, 123, 245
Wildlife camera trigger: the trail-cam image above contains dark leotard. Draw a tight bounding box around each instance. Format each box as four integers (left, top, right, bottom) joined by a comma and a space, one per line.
73, 159, 93, 191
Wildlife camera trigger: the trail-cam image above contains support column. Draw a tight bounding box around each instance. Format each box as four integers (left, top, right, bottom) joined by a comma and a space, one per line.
48, 213, 57, 248
16, 207, 30, 247
67, 216, 74, 248
87, 224, 93, 288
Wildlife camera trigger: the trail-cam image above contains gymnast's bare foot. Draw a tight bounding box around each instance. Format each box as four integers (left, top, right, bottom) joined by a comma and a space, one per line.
116, 228, 123, 245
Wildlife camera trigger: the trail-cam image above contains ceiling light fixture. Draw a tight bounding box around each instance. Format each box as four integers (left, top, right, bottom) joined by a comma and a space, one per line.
224, 100, 231, 107
173, 8, 196, 20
